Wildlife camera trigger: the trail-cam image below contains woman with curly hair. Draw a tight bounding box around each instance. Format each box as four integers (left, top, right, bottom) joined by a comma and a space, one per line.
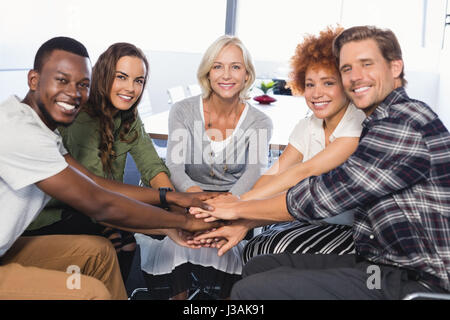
25, 42, 204, 283
191, 26, 366, 262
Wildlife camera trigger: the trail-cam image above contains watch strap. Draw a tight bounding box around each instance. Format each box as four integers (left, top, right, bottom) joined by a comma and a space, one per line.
159, 187, 173, 209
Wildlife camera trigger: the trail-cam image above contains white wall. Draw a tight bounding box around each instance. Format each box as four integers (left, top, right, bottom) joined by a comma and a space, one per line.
0, 0, 226, 68
0, 70, 29, 102
437, 47, 450, 129
0, 50, 201, 114
0, 50, 445, 120
144, 50, 202, 115
1, 0, 448, 123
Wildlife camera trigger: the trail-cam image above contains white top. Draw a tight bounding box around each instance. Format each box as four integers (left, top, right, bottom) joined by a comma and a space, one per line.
288, 103, 366, 226
289, 102, 366, 160
135, 233, 246, 275
0, 96, 68, 256
200, 98, 249, 155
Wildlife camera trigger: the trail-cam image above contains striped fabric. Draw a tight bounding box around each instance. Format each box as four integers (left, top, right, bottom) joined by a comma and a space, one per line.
242, 221, 354, 264
287, 87, 450, 291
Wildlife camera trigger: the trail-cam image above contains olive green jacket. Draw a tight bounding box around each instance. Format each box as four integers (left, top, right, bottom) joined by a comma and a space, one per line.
27, 111, 169, 230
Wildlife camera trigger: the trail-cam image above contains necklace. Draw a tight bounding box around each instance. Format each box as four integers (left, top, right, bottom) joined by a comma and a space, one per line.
206, 107, 238, 131
204, 102, 243, 177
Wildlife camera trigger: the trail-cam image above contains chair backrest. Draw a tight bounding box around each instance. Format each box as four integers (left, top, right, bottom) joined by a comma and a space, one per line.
148, 133, 168, 161
167, 86, 186, 105
137, 85, 152, 116
187, 84, 201, 97
268, 144, 286, 168
403, 292, 450, 300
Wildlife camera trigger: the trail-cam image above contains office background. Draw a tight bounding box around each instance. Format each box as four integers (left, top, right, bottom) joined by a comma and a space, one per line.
1, 0, 449, 127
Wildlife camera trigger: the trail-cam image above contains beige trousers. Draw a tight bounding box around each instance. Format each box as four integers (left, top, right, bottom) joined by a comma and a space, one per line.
0, 235, 127, 300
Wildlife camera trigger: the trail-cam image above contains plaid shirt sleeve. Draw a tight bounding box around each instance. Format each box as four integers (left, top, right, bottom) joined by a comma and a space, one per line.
286, 118, 431, 221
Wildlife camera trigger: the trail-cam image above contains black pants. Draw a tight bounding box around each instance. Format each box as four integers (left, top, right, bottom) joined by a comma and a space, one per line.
23, 209, 104, 236
231, 253, 446, 300
143, 262, 241, 299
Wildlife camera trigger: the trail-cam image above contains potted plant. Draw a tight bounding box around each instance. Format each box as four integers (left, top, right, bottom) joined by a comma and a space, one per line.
253, 80, 277, 105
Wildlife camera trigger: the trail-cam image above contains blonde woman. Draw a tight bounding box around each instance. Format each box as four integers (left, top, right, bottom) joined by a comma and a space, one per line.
136, 35, 273, 299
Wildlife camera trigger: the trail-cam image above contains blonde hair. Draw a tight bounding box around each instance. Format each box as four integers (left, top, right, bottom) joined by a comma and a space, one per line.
197, 35, 256, 101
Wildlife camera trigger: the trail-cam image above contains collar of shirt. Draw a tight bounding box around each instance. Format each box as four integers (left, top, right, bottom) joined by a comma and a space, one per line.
310, 102, 359, 144
362, 87, 409, 128
310, 116, 326, 146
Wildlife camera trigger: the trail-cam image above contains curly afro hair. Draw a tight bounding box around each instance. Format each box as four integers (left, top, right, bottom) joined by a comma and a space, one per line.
287, 26, 343, 96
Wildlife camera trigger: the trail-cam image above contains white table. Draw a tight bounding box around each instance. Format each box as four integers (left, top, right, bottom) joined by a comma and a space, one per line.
142, 94, 310, 146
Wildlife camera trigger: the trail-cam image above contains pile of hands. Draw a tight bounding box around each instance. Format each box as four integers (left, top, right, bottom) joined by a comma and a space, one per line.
170, 193, 249, 256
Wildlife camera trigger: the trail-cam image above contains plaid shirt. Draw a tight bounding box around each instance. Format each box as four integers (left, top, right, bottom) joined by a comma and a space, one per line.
287, 87, 450, 291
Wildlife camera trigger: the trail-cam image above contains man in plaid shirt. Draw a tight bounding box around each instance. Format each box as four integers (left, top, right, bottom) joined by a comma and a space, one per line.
230, 26, 450, 299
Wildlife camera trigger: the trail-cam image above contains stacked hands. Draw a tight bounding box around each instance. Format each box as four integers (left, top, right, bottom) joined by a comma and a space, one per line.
170, 193, 248, 257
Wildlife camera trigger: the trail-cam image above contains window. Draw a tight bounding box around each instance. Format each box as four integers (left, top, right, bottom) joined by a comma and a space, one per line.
341, 0, 424, 52
0, 0, 227, 68
444, 0, 450, 49
235, 0, 426, 77
236, 0, 342, 62
0, 0, 227, 111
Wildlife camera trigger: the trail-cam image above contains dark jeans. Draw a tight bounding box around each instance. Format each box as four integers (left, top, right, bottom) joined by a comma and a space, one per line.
23, 209, 135, 247
143, 262, 241, 299
23, 209, 104, 236
231, 253, 447, 300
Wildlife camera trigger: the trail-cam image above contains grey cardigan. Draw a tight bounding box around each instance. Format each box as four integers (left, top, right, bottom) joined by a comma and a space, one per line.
166, 95, 273, 195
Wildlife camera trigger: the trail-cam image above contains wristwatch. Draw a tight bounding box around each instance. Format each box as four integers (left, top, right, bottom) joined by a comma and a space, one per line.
159, 187, 173, 209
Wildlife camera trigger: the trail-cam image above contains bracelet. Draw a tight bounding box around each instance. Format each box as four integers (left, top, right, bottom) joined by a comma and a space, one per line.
159, 187, 173, 209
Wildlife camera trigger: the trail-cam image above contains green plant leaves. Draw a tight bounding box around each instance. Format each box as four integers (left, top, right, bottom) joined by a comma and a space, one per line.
258, 80, 277, 94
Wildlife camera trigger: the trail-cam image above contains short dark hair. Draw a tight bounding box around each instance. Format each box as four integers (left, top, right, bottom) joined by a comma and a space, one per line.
332, 26, 407, 87
33, 36, 90, 72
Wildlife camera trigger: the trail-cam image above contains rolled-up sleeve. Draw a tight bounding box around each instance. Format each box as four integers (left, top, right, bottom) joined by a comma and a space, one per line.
286, 120, 430, 221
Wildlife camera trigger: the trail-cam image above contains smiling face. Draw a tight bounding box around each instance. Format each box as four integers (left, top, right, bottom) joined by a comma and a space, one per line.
339, 39, 403, 116
304, 65, 349, 122
28, 49, 91, 129
109, 56, 146, 112
208, 44, 249, 101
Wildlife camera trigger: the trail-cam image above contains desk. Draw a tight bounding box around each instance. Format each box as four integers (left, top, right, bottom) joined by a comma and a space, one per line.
142, 94, 310, 146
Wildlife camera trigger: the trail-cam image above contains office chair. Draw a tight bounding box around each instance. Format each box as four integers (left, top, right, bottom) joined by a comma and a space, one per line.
167, 86, 186, 105
403, 292, 450, 300
187, 84, 201, 97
